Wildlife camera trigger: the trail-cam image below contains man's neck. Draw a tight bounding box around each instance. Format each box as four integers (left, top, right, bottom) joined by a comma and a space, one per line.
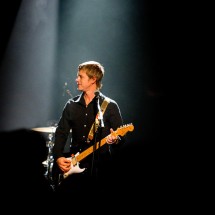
84, 89, 98, 99
84, 90, 98, 106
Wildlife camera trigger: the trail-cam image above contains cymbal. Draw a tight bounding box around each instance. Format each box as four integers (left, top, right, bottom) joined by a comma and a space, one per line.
31, 126, 56, 133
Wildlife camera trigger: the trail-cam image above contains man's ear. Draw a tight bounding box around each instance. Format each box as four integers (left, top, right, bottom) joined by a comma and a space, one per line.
91, 76, 97, 84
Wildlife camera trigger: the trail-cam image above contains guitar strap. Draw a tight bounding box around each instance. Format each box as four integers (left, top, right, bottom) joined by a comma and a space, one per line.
87, 97, 110, 142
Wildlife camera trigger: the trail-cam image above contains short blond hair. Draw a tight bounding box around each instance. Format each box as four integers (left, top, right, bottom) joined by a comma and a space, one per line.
78, 61, 105, 90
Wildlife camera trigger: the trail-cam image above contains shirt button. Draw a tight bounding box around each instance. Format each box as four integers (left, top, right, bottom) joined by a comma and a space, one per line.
84, 125, 86, 127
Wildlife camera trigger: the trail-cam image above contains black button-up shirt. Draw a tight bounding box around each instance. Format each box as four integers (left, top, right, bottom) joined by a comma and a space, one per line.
53, 92, 124, 160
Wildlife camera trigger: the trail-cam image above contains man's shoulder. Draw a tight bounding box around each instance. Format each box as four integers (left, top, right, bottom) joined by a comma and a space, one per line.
100, 93, 117, 106
72, 95, 81, 101
66, 94, 82, 105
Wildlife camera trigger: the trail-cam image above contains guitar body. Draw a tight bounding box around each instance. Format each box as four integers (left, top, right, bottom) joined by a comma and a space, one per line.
63, 152, 86, 178
51, 151, 90, 188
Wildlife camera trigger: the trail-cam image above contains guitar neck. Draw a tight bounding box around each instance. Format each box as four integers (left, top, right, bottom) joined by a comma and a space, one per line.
74, 124, 134, 163
76, 137, 107, 162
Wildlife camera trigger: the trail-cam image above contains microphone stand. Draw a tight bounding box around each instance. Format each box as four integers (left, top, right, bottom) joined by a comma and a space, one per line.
91, 92, 104, 179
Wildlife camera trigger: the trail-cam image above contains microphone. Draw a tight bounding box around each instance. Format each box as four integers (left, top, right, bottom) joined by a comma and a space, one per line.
94, 91, 104, 128
63, 82, 73, 98
62, 82, 68, 96
66, 89, 73, 98
94, 91, 100, 98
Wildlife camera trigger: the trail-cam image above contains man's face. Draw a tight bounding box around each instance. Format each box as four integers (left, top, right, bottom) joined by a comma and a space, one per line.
76, 69, 96, 91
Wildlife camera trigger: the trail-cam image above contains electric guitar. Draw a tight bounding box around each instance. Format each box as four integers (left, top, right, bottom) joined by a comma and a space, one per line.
61, 123, 134, 180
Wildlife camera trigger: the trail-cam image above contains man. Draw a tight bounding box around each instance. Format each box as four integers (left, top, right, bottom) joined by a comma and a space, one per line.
52, 61, 125, 193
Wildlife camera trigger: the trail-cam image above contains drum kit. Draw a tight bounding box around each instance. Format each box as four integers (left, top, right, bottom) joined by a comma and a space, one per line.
31, 126, 57, 191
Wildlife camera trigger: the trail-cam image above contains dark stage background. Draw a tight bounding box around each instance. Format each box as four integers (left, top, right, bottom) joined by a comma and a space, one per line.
0, 0, 183, 206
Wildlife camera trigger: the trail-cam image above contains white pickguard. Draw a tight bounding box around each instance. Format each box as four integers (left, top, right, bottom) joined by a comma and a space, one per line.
63, 152, 85, 179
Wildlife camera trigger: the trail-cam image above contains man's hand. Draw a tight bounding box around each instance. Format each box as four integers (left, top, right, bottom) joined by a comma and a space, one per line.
56, 157, 71, 172
106, 128, 119, 144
